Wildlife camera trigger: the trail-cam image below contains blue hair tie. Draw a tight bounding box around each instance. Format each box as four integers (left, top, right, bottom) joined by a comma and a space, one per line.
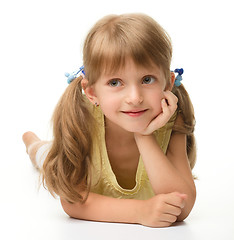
65, 65, 85, 84
174, 68, 184, 87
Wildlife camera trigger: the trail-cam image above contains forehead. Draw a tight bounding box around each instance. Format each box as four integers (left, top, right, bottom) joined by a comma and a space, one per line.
100, 57, 164, 79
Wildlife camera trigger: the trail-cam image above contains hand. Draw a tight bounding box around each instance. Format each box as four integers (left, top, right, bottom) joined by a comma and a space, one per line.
136, 90, 178, 136
138, 192, 187, 228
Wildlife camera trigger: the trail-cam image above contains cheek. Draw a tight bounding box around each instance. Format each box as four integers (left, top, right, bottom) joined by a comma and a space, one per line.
98, 95, 119, 114
148, 90, 164, 112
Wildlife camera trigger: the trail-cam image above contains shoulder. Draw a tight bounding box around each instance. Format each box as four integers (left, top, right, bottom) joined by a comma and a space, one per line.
173, 112, 184, 129
153, 111, 178, 154
167, 113, 186, 157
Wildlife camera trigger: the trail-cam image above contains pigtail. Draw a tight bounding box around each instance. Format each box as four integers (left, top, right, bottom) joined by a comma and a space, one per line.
172, 84, 196, 170
42, 76, 97, 203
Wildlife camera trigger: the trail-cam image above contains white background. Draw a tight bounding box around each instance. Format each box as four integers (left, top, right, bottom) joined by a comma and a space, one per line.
0, 0, 234, 239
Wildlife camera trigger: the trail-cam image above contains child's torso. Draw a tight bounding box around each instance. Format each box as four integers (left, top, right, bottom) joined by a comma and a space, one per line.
89, 104, 177, 200
106, 136, 140, 190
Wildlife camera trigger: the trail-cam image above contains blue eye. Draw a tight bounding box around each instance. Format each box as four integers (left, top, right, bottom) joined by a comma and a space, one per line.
142, 76, 156, 84
108, 79, 122, 87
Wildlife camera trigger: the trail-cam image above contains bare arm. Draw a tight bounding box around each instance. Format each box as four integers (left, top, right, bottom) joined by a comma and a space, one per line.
134, 131, 196, 221
166, 132, 196, 221
60, 191, 186, 227
134, 91, 196, 221
60, 192, 140, 224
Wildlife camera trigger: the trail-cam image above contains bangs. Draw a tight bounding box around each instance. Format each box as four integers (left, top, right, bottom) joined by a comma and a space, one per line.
90, 31, 154, 78
83, 14, 172, 84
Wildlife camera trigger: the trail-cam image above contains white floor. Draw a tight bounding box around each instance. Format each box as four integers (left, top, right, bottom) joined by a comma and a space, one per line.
1, 144, 234, 240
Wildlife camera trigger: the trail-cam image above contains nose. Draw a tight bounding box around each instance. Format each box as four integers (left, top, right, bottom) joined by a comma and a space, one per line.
125, 85, 143, 105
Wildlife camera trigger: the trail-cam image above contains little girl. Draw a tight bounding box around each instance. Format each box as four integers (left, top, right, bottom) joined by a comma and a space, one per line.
23, 13, 196, 228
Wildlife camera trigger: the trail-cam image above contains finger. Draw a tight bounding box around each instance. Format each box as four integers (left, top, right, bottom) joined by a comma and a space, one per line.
161, 99, 172, 120
155, 221, 172, 228
164, 90, 178, 103
175, 192, 188, 200
164, 192, 186, 209
150, 100, 171, 128
162, 92, 176, 111
161, 99, 169, 114
164, 204, 182, 216
163, 91, 178, 109
161, 99, 177, 119
160, 213, 177, 224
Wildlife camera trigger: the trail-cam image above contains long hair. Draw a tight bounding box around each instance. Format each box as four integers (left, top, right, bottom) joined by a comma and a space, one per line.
172, 85, 196, 169
42, 13, 196, 203
42, 77, 98, 203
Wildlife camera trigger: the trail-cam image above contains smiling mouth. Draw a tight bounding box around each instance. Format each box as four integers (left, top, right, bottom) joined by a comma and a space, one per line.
122, 109, 148, 117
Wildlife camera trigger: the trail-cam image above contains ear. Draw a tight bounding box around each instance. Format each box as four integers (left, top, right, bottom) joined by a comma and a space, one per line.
168, 72, 175, 91
81, 78, 99, 105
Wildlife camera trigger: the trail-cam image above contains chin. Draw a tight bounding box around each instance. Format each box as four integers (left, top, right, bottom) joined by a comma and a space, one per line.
122, 124, 148, 133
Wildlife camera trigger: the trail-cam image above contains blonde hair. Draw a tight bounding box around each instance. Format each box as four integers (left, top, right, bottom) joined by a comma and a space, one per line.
42, 13, 196, 203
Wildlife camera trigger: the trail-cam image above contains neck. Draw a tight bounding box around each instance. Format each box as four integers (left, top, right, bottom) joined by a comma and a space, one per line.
104, 117, 135, 146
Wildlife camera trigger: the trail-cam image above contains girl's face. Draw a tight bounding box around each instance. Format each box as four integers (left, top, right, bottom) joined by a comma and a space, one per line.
89, 59, 168, 133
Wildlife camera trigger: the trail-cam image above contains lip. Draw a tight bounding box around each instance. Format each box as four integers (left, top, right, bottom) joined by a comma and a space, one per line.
121, 109, 148, 117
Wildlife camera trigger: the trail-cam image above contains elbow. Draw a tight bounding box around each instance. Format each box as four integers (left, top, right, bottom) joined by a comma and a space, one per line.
60, 198, 87, 220
190, 182, 197, 212
60, 198, 75, 218
177, 187, 196, 222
